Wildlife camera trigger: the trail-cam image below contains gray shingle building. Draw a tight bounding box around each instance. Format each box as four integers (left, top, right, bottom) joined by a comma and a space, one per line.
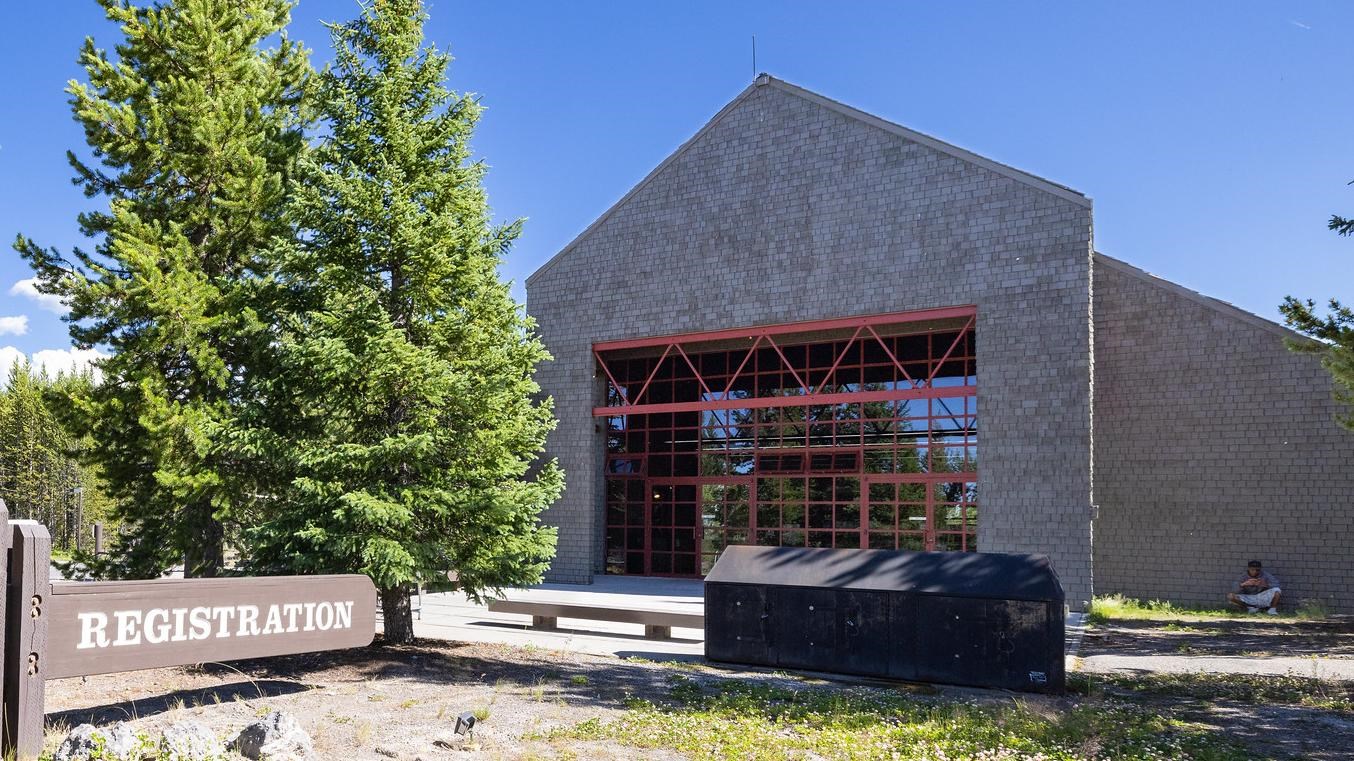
525, 75, 1354, 612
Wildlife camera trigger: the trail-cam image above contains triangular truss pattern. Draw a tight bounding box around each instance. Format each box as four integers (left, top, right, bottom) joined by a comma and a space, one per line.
593, 308, 976, 417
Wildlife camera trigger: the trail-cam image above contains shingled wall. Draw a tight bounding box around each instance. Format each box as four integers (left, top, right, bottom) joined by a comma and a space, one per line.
1092, 254, 1354, 612
526, 76, 1096, 606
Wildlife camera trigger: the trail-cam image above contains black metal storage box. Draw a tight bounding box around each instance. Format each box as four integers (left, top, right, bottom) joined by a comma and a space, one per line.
704, 546, 1065, 693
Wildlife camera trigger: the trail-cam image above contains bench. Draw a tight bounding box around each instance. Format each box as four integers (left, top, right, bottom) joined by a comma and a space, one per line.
487, 599, 704, 639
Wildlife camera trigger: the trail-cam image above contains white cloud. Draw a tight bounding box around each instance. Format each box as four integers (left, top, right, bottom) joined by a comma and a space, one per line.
30, 348, 105, 379
8, 278, 67, 314
0, 316, 28, 336
0, 346, 105, 386
0, 347, 24, 376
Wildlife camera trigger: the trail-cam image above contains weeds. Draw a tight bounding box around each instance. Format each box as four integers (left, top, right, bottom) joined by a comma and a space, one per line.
1070, 671, 1354, 713
1088, 595, 1239, 624
539, 678, 1250, 760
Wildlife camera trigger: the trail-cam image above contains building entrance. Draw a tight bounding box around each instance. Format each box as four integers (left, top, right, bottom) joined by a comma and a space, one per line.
598, 308, 978, 577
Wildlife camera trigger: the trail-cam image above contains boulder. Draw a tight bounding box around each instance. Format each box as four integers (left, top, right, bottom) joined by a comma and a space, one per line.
159, 720, 226, 761
54, 723, 142, 761
230, 710, 314, 760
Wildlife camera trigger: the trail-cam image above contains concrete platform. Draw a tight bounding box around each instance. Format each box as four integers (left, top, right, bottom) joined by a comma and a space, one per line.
413, 576, 706, 660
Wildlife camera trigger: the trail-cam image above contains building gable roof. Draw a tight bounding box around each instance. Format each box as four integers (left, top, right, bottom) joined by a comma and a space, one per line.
527, 74, 1090, 287
1094, 252, 1305, 341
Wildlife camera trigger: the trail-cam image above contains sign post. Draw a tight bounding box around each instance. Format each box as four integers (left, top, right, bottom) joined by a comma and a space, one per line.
0, 505, 379, 760
4, 521, 49, 757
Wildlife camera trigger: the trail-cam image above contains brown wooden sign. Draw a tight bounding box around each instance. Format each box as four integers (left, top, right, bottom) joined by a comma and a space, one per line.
0, 504, 382, 760
46, 575, 378, 679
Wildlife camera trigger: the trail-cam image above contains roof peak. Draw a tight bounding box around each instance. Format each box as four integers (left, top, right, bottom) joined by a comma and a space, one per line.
528, 75, 1089, 286
752, 74, 1088, 205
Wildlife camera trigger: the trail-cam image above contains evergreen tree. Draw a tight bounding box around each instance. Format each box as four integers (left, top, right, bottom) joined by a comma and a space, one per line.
1281, 201, 1354, 431
0, 363, 115, 551
12, 0, 310, 577
236, 0, 562, 643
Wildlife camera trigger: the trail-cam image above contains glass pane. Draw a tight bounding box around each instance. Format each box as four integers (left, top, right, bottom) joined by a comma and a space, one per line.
834, 504, 860, 529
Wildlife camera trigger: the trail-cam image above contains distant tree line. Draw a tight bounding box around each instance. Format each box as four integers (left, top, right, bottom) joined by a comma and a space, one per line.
10, 0, 561, 643
0, 363, 114, 552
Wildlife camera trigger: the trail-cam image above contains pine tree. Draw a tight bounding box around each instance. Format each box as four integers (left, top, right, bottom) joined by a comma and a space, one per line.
1281, 297, 1354, 430
12, 0, 310, 577
0, 363, 114, 551
235, 0, 562, 643
1281, 202, 1354, 431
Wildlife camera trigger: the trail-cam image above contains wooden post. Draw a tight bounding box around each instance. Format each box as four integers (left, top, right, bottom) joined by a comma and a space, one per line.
92, 521, 103, 557
0, 499, 10, 720
5, 521, 51, 760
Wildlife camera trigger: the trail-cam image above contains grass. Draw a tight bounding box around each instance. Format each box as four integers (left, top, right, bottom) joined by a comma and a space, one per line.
1087, 595, 1240, 624
1088, 594, 1330, 625
537, 678, 1250, 761
1071, 671, 1354, 713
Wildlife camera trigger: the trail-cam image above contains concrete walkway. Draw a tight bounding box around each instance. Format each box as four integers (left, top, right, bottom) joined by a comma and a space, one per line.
1076, 652, 1354, 680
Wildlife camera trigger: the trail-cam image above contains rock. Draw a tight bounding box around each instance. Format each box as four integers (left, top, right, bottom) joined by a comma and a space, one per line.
54, 723, 142, 761
159, 720, 226, 761
100, 725, 143, 759
230, 710, 314, 760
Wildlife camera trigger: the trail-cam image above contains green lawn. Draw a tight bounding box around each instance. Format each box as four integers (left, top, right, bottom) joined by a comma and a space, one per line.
1087, 594, 1327, 624
539, 675, 1250, 761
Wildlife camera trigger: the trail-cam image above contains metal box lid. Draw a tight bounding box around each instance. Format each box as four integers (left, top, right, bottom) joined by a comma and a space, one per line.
704, 546, 1063, 602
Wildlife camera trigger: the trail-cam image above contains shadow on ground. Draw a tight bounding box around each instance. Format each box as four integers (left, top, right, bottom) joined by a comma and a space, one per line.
1082, 616, 1354, 659
209, 638, 698, 708
49, 680, 310, 726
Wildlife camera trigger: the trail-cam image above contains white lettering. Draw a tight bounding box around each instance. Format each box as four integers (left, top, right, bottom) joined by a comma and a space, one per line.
76, 612, 109, 650
113, 610, 143, 647
170, 608, 189, 642
188, 607, 212, 640
74, 597, 363, 650
315, 601, 334, 630
237, 605, 260, 637
213, 606, 236, 638
261, 605, 284, 635
144, 609, 171, 644
334, 601, 353, 630
282, 603, 303, 633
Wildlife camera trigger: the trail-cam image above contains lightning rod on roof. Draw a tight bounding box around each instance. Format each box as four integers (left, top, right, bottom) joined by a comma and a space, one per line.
752, 35, 756, 81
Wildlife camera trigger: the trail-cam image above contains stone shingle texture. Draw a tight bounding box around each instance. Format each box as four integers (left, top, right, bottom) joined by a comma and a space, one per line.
1092, 255, 1354, 613
527, 78, 1095, 605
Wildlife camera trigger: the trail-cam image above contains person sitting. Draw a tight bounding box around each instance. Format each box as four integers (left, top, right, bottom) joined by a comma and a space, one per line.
1227, 560, 1281, 615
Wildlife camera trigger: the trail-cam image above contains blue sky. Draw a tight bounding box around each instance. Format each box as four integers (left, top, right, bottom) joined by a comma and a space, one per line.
2, 1, 1352, 371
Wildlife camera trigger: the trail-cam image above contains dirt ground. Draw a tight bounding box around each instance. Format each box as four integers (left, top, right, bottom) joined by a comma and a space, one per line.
41, 617, 1354, 760
1080, 616, 1354, 661
46, 639, 667, 759
1076, 615, 1354, 760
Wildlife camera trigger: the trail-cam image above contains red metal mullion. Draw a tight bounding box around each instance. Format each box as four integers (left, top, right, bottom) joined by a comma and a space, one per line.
925, 484, 936, 551
632, 344, 674, 407
928, 315, 977, 383
864, 325, 918, 388
765, 335, 810, 396
594, 350, 629, 407
814, 326, 863, 394
592, 385, 974, 417
673, 343, 735, 444
721, 336, 763, 397
593, 305, 977, 352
